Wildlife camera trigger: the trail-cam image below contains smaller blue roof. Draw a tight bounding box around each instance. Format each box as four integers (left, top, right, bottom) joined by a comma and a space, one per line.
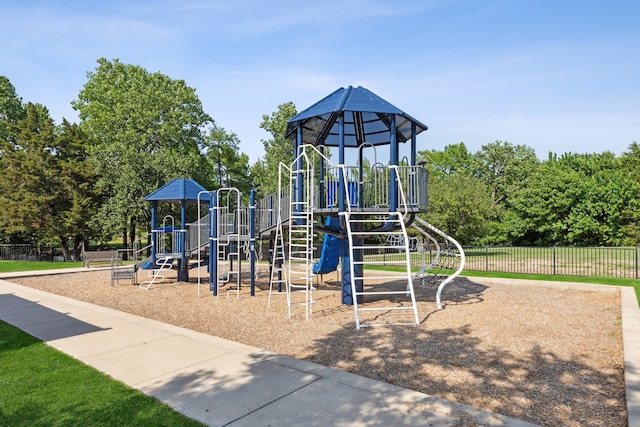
145, 178, 210, 203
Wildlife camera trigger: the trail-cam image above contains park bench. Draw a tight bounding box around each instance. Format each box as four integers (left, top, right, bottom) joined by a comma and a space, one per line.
83, 250, 119, 268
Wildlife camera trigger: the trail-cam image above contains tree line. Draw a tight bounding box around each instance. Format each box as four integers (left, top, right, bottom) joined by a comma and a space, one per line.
0, 59, 265, 260
420, 141, 640, 246
1, 58, 638, 259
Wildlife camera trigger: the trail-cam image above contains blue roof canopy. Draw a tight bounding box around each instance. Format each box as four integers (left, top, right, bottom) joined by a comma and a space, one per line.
144, 178, 210, 203
285, 86, 428, 147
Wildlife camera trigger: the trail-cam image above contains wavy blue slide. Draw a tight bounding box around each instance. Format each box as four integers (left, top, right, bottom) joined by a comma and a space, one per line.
313, 216, 342, 274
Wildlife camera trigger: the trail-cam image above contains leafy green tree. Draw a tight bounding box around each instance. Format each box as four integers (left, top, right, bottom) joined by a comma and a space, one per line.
419, 142, 474, 179
473, 140, 539, 205
502, 159, 582, 245
0, 103, 57, 244
616, 142, 640, 244
424, 173, 496, 245
0, 104, 100, 259
72, 58, 213, 246
251, 102, 297, 197
621, 141, 640, 168
504, 152, 640, 246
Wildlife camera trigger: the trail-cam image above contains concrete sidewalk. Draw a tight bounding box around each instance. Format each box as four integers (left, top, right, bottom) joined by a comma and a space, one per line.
0, 273, 538, 427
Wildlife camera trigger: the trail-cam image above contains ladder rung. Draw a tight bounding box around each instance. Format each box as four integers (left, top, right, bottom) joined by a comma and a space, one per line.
352, 245, 407, 250
347, 219, 402, 224
354, 290, 410, 296
357, 306, 416, 312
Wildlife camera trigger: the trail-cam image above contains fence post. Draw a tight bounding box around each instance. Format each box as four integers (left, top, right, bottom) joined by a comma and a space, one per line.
553, 245, 557, 276
485, 246, 489, 271
636, 246, 638, 280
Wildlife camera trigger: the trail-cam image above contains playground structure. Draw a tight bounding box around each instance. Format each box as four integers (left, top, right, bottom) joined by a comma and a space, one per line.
266, 86, 465, 328
110, 178, 212, 289
111, 86, 465, 328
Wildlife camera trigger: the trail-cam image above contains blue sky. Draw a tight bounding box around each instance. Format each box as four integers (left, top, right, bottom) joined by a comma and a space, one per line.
1, 0, 639, 163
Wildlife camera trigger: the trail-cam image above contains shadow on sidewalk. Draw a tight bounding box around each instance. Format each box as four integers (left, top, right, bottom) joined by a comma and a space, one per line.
0, 293, 108, 341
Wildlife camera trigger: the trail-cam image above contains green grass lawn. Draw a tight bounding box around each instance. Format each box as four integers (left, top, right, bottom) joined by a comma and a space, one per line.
0, 321, 204, 427
0, 260, 84, 273
459, 269, 640, 305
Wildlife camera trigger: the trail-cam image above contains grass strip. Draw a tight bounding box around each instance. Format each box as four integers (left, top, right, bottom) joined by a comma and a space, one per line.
0, 261, 84, 273
0, 321, 204, 427
459, 270, 640, 305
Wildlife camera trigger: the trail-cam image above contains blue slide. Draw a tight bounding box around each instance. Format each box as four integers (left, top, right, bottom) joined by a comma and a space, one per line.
313, 216, 342, 274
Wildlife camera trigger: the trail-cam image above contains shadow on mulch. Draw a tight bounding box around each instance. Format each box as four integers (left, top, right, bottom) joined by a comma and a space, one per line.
302, 276, 626, 427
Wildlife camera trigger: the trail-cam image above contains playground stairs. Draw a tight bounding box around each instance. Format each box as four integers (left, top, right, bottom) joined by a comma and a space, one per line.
139, 256, 174, 291
341, 211, 419, 329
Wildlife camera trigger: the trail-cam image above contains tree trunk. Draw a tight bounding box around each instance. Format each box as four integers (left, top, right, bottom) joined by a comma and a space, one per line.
72, 235, 85, 262
121, 226, 127, 249
59, 236, 70, 261
129, 218, 136, 249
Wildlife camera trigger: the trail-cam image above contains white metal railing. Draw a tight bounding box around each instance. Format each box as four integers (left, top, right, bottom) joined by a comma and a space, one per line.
256, 149, 429, 235
318, 163, 428, 212
154, 215, 184, 255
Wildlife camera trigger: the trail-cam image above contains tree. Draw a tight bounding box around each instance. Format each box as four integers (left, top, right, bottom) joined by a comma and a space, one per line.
52, 120, 103, 259
72, 58, 213, 246
424, 173, 496, 245
251, 102, 297, 197
620, 141, 640, 170
614, 142, 640, 244
0, 104, 100, 259
472, 140, 539, 205
0, 103, 57, 244
504, 152, 640, 246
0, 76, 26, 146
418, 142, 473, 179
203, 125, 252, 195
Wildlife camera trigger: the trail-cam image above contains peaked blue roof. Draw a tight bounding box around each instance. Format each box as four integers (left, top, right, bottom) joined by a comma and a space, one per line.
286, 86, 428, 147
144, 178, 210, 203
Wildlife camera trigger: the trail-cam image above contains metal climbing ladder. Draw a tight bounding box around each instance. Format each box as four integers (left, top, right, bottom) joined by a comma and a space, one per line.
342, 211, 419, 328
340, 164, 419, 328
267, 212, 287, 308
267, 148, 317, 320
139, 256, 174, 290
286, 151, 316, 320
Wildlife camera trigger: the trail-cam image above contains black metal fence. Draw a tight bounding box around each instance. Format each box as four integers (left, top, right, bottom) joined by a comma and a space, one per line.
3, 242, 640, 279
0, 244, 66, 262
360, 245, 640, 280
462, 246, 639, 279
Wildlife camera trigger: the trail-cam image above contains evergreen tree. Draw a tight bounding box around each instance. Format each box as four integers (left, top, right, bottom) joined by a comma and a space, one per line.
0, 104, 100, 258
0, 76, 26, 146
